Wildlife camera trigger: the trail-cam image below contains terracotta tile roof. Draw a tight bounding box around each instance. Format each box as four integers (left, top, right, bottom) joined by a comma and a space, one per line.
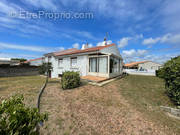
124, 61, 150, 67
55, 44, 115, 56
53, 48, 78, 56
24, 57, 43, 63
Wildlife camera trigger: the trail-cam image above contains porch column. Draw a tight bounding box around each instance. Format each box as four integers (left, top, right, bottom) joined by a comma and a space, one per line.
107, 55, 110, 78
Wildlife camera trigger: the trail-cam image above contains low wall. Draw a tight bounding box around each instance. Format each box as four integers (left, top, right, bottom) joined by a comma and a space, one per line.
0, 66, 40, 77
124, 69, 156, 76
160, 106, 180, 117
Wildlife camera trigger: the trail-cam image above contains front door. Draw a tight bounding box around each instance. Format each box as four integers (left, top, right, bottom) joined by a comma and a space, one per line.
48, 71, 51, 78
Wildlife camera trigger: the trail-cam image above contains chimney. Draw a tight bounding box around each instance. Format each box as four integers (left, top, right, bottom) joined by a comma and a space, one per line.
81, 43, 89, 50
102, 37, 107, 46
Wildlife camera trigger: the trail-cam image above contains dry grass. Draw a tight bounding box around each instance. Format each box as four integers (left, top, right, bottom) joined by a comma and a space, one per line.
0, 75, 45, 107
40, 76, 179, 135
1, 75, 179, 135
118, 75, 180, 134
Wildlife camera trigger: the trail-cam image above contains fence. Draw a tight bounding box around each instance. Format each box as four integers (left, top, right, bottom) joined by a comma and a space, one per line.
0, 65, 40, 77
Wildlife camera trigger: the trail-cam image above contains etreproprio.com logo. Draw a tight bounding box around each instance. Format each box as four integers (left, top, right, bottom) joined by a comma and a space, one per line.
9, 10, 94, 20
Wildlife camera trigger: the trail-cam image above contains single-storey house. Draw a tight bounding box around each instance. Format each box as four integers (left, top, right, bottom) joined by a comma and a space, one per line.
124, 61, 162, 71
43, 42, 123, 79
24, 57, 43, 66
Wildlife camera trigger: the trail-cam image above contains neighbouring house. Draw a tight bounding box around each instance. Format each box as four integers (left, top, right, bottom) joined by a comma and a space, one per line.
0, 58, 20, 66
124, 61, 162, 71
24, 57, 43, 66
43, 41, 123, 78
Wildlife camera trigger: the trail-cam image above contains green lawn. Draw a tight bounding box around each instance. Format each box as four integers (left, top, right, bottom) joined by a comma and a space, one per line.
118, 75, 180, 134
0, 75, 45, 107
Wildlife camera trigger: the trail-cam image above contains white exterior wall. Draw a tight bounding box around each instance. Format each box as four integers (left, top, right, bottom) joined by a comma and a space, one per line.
138, 61, 162, 71
50, 55, 88, 78
45, 44, 123, 78
100, 45, 121, 57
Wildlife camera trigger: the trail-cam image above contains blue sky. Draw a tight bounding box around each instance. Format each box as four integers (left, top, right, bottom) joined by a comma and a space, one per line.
0, 0, 180, 63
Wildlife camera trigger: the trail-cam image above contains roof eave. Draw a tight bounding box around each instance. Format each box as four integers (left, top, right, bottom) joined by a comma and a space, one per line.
55, 50, 100, 58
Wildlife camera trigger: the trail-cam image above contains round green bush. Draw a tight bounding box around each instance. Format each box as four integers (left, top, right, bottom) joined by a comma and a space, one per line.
61, 71, 81, 89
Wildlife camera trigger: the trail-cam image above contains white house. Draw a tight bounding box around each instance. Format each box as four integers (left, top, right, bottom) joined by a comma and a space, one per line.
124, 61, 162, 76
124, 61, 162, 71
43, 42, 123, 78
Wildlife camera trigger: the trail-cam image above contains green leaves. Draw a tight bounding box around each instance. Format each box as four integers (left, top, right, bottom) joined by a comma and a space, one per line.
0, 95, 48, 135
39, 62, 52, 75
157, 56, 180, 105
61, 71, 81, 89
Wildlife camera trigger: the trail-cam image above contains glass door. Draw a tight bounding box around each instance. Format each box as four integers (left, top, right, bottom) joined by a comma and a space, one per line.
89, 57, 98, 72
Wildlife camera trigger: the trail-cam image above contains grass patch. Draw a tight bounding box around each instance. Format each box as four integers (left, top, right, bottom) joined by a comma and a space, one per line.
118, 75, 180, 133
0, 75, 45, 107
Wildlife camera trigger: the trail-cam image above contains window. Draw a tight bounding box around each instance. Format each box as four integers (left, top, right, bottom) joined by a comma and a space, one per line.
48, 56, 51, 62
98, 57, 108, 73
71, 57, 77, 67
58, 59, 63, 67
89, 56, 108, 73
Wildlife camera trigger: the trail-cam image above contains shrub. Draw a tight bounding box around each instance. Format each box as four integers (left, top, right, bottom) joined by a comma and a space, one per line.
61, 71, 81, 89
157, 56, 180, 105
0, 95, 48, 135
156, 67, 165, 78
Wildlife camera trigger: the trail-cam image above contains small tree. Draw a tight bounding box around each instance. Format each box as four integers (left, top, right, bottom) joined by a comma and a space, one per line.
39, 62, 52, 75
0, 95, 48, 135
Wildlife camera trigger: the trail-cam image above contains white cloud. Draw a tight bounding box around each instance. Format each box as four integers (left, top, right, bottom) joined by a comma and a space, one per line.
60, 0, 142, 21
72, 43, 80, 49
122, 49, 147, 59
122, 49, 136, 57
142, 33, 180, 45
142, 37, 160, 45
143, 53, 179, 64
0, 1, 21, 14
22, 0, 58, 10
122, 48, 179, 64
117, 34, 143, 48
88, 43, 93, 48
97, 40, 112, 46
74, 31, 97, 40
0, 42, 53, 52
117, 37, 131, 48
56, 47, 65, 51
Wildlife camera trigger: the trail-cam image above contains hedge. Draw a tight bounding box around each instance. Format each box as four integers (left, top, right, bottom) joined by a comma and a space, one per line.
61, 71, 81, 89
157, 56, 180, 105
